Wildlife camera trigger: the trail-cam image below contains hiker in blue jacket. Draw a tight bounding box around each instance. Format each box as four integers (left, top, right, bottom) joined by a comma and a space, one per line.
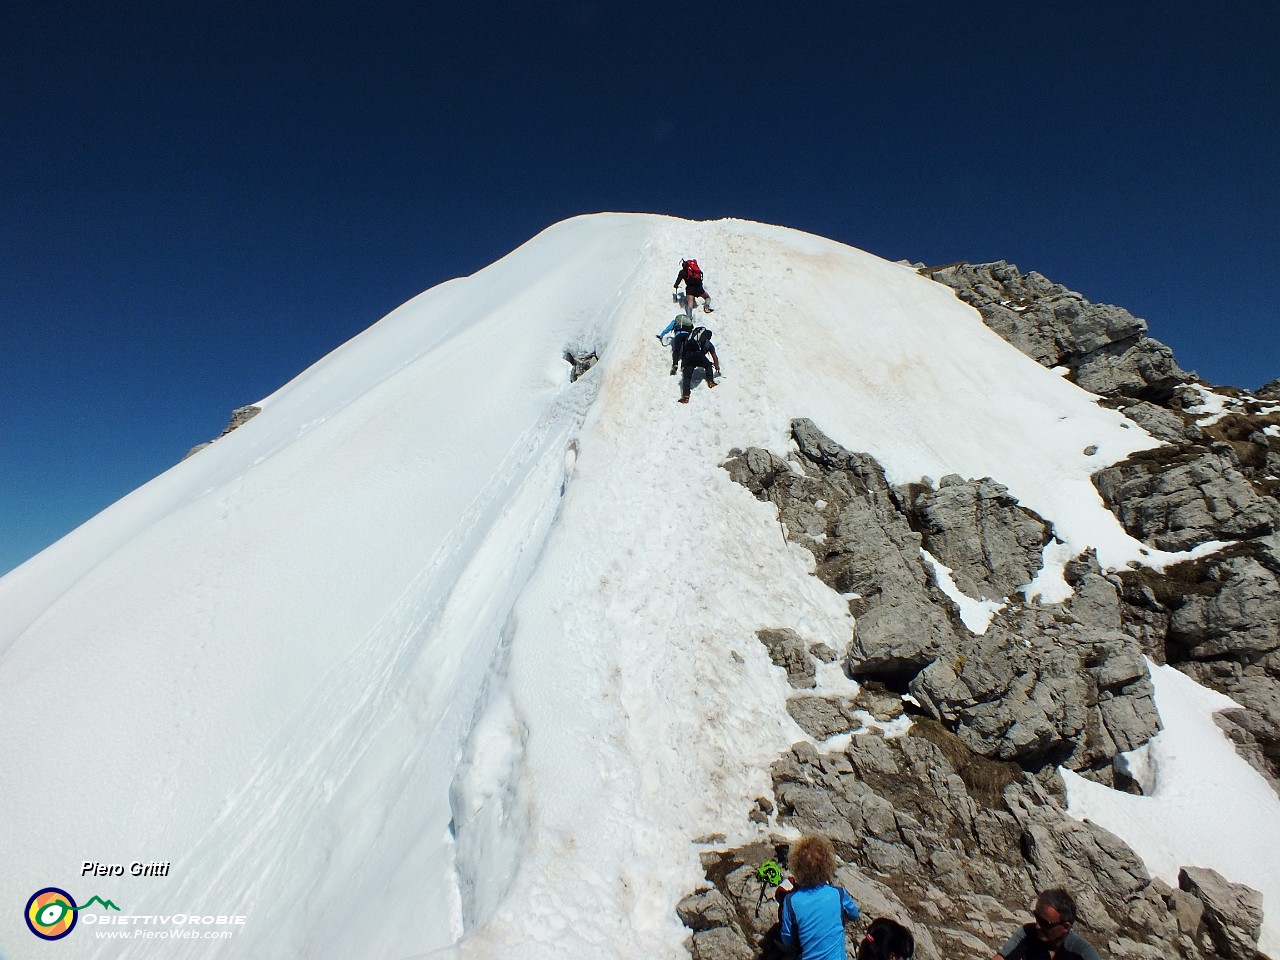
656, 313, 695, 375
779, 835, 861, 960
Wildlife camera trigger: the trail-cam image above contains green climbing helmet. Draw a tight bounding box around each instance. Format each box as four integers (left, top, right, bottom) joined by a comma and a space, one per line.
756, 860, 783, 886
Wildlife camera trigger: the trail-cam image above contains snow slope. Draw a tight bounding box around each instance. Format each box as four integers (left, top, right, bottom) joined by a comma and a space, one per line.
1, 214, 1275, 959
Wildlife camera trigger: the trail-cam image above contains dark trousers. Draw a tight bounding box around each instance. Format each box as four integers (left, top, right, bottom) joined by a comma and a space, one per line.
681, 356, 715, 395
670, 331, 689, 367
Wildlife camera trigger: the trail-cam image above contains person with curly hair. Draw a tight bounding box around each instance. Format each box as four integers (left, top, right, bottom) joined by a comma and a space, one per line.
779, 835, 861, 960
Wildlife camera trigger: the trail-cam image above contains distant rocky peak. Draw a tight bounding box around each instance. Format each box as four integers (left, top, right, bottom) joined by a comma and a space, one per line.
921, 260, 1192, 403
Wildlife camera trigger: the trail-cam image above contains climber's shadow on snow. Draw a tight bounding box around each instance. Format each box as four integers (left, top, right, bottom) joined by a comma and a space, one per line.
686, 368, 713, 390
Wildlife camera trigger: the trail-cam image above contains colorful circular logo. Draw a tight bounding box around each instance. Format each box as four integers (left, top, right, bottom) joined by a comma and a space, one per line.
25, 887, 78, 940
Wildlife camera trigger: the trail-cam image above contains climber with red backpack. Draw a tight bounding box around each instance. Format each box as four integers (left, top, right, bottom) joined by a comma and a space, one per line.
674, 258, 714, 316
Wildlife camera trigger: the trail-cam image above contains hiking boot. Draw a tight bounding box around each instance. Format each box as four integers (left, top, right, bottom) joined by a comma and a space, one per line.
670, 364, 678, 375
707, 379, 717, 388
703, 302, 714, 313
678, 395, 690, 404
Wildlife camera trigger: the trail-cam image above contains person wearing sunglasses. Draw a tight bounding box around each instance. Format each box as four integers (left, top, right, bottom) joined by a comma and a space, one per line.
994, 889, 1101, 960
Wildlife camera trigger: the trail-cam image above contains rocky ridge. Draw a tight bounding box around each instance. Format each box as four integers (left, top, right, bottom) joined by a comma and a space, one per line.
919, 261, 1192, 402
184, 404, 262, 460
929, 261, 1280, 797
679, 263, 1278, 960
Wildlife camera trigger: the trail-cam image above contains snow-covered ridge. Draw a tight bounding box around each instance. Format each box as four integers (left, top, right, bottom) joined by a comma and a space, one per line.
1, 214, 1274, 959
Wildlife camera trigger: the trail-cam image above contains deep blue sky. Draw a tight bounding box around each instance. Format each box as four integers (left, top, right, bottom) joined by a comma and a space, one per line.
3, 1, 1277, 575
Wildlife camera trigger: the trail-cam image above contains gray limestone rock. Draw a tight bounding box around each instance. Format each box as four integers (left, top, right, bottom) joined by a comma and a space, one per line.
183, 404, 263, 460
1115, 538, 1280, 789
1186, 663, 1280, 794
1009, 791, 1151, 905
1073, 337, 1191, 403
852, 682, 908, 723
834, 868, 945, 960
687, 924, 755, 960
1167, 551, 1280, 662
221, 404, 262, 435
1115, 399, 1204, 444
1094, 445, 1279, 551
1169, 887, 1208, 938
1062, 553, 1126, 633
563, 348, 598, 382
909, 619, 1160, 770
677, 887, 739, 932
786, 696, 863, 739
921, 261, 1191, 401
899, 475, 1053, 600
1257, 378, 1280, 400
697, 385, 1280, 960
725, 421, 961, 685
1217, 676, 1280, 794
1178, 867, 1264, 960
757, 628, 818, 689
685, 727, 1234, 960
809, 642, 838, 663
781, 688, 904, 739
728, 420, 1161, 776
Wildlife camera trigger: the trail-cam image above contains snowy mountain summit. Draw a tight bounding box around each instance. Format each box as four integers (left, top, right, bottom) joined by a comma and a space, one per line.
2, 215, 1278, 960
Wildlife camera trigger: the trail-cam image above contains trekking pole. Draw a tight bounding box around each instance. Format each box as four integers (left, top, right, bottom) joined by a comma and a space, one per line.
754, 860, 783, 917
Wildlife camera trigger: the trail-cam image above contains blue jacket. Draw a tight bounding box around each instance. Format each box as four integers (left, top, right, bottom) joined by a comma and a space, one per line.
780, 884, 860, 960
657, 316, 694, 339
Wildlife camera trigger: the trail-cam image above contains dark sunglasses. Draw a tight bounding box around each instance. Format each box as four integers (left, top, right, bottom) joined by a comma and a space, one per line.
1034, 914, 1066, 930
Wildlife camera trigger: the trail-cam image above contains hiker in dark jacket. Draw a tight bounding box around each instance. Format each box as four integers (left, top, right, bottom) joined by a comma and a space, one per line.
674, 258, 713, 315
678, 326, 719, 404
994, 890, 1101, 960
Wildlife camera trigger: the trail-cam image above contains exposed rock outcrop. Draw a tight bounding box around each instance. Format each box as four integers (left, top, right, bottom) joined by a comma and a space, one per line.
725, 426, 959, 686
563, 348, 598, 381
183, 404, 263, 460
897, 475, 1052, 601
1115, 537, 1280, 791
1107, 397, 1203, 444
1178, 868, 1265, 960
757, 628, 820, 690
910, 617, 1158, 770
681, 730, 1263, 960
925, 262, 1280, 791
784, 688, 905, 741
1094, 445, 1279, 551
725, 419, 1160, 778
920, 261, 1192, 401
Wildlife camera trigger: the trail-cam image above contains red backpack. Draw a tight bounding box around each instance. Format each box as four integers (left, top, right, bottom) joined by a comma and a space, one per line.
684, 259, 703, 282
